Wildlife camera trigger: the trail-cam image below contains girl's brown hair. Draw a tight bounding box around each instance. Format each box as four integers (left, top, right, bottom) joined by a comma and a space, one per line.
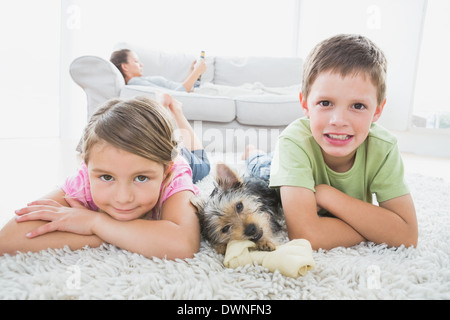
302, 34, 387, 105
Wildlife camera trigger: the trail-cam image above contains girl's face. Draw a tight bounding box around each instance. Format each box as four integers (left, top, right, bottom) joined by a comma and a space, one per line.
87, 142, 167, 221
301, 71, 385, 172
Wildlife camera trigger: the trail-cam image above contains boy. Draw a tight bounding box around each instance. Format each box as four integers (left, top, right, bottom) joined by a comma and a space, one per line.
245, 34, 418, 250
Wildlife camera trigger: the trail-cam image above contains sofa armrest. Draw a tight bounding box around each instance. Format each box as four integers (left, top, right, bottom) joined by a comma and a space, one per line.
70, 56, 125, 117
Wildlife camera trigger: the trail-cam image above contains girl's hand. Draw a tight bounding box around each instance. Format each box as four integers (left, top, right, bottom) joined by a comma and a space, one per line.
14, 198, 101, 238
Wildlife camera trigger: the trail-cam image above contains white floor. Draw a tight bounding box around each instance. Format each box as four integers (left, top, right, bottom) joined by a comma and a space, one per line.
0, 138, 449, 228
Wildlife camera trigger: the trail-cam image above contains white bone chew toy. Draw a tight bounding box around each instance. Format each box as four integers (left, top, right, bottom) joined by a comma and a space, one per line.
223, 239, 315, 278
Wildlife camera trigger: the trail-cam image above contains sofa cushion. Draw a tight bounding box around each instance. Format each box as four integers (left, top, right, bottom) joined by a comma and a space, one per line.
235, 94, 304, 126
120, 85, 236, 123
175, 93, 236, 123
214, 56, 302, 87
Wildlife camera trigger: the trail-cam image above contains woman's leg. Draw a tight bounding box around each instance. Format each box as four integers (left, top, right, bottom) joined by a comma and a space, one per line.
159, 93, 203, 151
243, 145, 273, 181
159, 93, 211, 182
179, 147, 210, 183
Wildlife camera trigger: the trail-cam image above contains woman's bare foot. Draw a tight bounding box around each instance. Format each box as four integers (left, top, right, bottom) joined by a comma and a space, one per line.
158, 93, 183, 115
156, 92, 203, 151
242, 144, 262, 160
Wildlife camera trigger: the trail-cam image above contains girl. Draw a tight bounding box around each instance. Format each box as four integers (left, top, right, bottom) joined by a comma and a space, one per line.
0, 97, 201, 259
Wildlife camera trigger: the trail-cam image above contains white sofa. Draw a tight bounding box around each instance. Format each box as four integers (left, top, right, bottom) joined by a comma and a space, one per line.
70, 46, 304, 153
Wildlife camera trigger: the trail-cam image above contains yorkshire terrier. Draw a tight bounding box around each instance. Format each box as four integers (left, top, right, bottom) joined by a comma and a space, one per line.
191, 163, 282, 255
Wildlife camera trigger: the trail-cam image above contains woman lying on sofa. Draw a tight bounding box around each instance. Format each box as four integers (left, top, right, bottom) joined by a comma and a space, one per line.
110, 49, 301, 98
110, 49, 206, 93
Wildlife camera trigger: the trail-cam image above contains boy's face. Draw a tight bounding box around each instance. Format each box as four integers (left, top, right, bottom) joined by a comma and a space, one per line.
301, 70, 385, 171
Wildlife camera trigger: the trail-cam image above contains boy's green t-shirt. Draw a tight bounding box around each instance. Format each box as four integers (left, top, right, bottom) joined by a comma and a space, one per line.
269, 118, 409, 204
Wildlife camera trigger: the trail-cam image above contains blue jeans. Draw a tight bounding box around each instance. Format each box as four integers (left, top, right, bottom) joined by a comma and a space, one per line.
245, 152, 273, 180
180, 147, 211, 183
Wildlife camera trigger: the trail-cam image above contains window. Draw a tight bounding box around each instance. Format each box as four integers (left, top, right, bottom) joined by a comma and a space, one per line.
296, 0, 426, 132
412, 0, 450, 130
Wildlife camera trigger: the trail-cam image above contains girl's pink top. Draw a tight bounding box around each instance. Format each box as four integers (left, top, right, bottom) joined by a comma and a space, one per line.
61, 155, 199, 219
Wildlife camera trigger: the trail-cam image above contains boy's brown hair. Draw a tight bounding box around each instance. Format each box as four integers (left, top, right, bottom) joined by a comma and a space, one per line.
302, 34, 387, 105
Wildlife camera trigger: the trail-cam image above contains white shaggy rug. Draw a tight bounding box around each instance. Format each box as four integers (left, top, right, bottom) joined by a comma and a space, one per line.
0, 172, 449, 300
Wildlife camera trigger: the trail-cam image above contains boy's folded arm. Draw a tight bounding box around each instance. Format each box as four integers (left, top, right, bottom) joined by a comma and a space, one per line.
280, 186, 365, 250
315, 184, 418, 247
378, 194, 418, 247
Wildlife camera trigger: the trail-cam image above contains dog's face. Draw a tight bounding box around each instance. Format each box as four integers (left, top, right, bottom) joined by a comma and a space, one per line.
191, 163, 281, 254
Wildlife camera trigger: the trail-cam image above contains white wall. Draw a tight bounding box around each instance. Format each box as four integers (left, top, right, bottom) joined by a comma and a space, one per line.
0, 1, 60, 138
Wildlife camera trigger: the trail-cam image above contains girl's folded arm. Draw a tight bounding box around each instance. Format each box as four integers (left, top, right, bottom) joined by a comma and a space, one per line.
90, 190, 200, 260
1, 189, 200, 260
0, 188, 103, 256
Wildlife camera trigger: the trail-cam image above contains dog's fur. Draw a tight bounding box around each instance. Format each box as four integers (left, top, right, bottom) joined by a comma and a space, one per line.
191, 163, 282, 255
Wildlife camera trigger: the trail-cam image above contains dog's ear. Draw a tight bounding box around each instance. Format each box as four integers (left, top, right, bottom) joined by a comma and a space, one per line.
190, 196, 207, 233
190, 196, 205, 221
216, 163, 241, 189
190, 195, 205, 212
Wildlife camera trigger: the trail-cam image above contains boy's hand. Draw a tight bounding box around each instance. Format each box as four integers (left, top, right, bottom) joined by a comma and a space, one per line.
14, 198, 103, 238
